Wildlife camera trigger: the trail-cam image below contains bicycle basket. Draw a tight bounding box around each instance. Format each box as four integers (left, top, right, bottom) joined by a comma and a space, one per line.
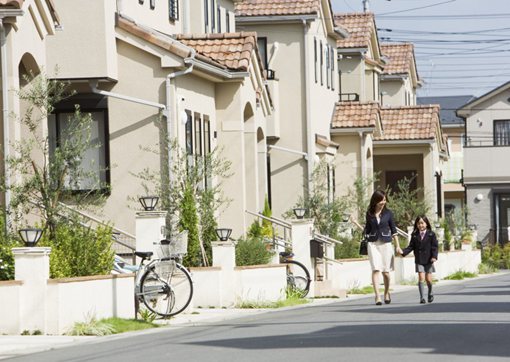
159, 230, 188, 257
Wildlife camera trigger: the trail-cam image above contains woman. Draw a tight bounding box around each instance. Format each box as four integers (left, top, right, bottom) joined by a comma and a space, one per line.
364, 190, 402, 305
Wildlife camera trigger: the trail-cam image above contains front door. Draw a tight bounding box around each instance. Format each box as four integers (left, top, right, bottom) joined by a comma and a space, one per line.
496, 193, 510, 244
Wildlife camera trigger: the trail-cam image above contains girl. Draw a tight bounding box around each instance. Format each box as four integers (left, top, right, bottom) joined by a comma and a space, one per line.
401, 215, 439, 304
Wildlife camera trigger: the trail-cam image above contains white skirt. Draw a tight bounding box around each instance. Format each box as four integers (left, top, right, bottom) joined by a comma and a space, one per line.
368, 241, 394, 272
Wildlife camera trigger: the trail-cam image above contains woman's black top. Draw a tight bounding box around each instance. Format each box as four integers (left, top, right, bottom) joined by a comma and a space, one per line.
402, 229, 439, 265
364, 208, 397, 243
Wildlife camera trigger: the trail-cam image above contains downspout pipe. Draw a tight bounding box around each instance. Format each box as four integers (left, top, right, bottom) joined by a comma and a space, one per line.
302, 19, 313, 197
358, 131, 366, 180
1, 18, 11, 226
165, 52, 195, 185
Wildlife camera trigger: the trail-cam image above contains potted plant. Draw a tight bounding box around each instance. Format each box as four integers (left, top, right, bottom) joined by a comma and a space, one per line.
461, 229, 474, 250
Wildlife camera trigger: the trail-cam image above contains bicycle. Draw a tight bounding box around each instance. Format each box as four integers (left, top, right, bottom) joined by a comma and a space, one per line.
279, 251, 311, 298
133, 235, 193, 317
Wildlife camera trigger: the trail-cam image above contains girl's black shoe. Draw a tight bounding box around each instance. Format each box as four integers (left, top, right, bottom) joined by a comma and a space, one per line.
428, 295, 434, 303
420, 298, 426, 304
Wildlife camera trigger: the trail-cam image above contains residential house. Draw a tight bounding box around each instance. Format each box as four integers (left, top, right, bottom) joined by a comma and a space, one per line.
380, 43, 419, 107
332, 12, 448, 222
235, 0, 345, 219
419, 95, 475, 215
456, 83, 510, 244
0, 0, 60, 211
14, 0, 271, 238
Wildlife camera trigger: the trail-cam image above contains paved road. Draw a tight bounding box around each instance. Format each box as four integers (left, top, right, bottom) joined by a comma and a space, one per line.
7, 273, 510, 362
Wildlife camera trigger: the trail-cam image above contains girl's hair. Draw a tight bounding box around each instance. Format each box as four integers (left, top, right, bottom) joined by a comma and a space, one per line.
367, 189, 387, 216
413, 215, 432, 232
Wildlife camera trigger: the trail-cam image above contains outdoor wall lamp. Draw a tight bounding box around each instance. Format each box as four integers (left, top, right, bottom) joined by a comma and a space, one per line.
19, 228, 43, 247
215, 228, 232, 241
293, 207, 307, 219
342, 212, 351, 223
139, 196, 159, 211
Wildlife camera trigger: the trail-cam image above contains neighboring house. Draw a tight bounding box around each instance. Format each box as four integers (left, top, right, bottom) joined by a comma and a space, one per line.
457, 83, 510, 244
18, 0, 271, 238
419, 95, 475, 215
380, 43, 420, 107
0, 0, 60, 211
333, 12, 448, 221
235, 0, 345, 219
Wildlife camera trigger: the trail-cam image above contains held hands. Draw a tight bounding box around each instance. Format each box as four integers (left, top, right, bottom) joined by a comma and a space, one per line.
395, 246, 403, 256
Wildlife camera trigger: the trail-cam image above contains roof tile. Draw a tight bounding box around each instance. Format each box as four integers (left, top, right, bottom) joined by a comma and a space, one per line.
235, 0, 321, 17
331, 101, 380, 128
381, 43, 414, 75
376, 105, 441, 141
334, 12, 376, 49
0, 0, 23, 8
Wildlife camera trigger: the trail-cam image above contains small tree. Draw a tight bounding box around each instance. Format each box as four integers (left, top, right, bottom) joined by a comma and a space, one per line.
7, 71, 105, 240
131, 127, 232, 267
386, 176, 430, 228
286, 160, 348, 239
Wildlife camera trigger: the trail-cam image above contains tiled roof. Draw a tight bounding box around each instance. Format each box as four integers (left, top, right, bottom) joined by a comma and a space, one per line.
235, 0, 321, 17
331, 101, 380, 128
334, 12, 376, 49
381, 43, 414, 75
176, 32, 258, 71
0, 0, 23, 8
377, 105, 440, 141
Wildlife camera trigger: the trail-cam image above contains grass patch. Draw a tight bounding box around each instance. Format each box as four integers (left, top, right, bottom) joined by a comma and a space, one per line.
67, 316, 158, 336
236, 288, 309, 309
478, 262, 498, 274
444, 270, 478, 280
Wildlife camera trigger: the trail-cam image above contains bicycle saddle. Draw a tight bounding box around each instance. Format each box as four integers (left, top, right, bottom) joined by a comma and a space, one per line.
135, 251, 153, 259
279, 251, 293, 258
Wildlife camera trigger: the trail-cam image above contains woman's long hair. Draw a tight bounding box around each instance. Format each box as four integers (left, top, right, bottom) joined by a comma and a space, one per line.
367, 189, 387, 216
413, 215, 432, 233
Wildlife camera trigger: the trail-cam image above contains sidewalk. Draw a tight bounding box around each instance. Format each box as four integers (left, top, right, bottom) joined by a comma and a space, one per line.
1, 272, 506, 360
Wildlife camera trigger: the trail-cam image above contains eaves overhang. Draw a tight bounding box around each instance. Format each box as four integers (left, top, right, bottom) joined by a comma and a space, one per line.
236, 14, 316, 24
331, 127, 374, 134
373, 139, 434, 146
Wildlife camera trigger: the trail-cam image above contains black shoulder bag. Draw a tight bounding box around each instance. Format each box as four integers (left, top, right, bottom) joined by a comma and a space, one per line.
359, 225, 368, 256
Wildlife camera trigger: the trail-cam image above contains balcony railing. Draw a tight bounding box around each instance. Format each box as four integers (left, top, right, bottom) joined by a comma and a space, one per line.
339, 93, 359, 102
465, 137, 510, 147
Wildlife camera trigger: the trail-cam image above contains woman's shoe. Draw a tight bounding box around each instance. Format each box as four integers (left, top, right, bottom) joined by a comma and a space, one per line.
384, 293, 391, 304
420, 298, 426, 304
375, 297, 382, 306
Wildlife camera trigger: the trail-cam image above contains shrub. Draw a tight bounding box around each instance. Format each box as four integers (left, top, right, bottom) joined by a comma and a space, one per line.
482, 243, 510, 269
235, 236, 273, 266
0, 214, 20, 280
334, 235, 363, 259
39, 217, 114, 278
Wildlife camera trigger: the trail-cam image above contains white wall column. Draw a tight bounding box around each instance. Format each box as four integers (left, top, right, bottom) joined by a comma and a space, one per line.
290, 219, 314, 295
212, 240, 236, 307
13, 247, 51, 334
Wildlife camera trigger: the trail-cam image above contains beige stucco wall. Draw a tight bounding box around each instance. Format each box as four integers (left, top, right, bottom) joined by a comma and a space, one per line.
47, 0, 118, 80
338, 55, 363, 100
380, 79, 404, 107
118, 0, 180, 35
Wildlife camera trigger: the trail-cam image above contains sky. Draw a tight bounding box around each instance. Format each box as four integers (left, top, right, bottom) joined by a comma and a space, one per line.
331, 0, 510, 98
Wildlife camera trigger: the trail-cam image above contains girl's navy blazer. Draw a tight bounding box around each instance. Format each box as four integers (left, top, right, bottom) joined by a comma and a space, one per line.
402, 230, 439, 265
364, 208, 398, 243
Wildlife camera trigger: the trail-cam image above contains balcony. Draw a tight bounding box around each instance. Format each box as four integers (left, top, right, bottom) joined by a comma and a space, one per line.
339, 93, 359, 102
464, 146, 510, 181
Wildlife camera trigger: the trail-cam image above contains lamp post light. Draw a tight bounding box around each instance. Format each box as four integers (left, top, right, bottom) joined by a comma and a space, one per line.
293, 207, 307, 219
139, 196, 159, 211
215, 228, 232, 241
19, 228, 43, 247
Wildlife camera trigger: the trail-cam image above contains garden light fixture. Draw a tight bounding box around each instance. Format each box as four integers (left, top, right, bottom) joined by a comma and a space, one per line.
293, 207, 307, 219
139, 196, 159, 211
215, 228, 232, 241
19, 228, 43, 247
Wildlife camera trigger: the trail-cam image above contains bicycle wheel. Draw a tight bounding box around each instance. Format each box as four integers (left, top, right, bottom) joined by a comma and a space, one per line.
139, 260, 193, 317
284, 259, 311, 298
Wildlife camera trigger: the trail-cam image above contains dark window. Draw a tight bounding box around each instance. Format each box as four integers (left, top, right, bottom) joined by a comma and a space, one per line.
139, 0, 144, 4
150, 0, 155, 10
204, 0, 209, 31
185, 110, 193, 156
320, 41, 323, 86
194, 112, 202, 156
314, 37, 317, 83
331, 47, 335, 91
217, 5, 221, 32
211, 0, 215, 32
50, 94, 110, 192
326, 46, 330, 89
204, 116, 211, 189
494, 120, 510, 146
226, 11, 230, 32
169, 0, 179, 20
257, 37, 268, 70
